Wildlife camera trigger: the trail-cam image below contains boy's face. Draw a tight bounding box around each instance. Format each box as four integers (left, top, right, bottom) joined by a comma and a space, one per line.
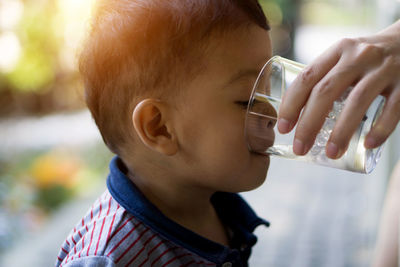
172, 25, 273, 192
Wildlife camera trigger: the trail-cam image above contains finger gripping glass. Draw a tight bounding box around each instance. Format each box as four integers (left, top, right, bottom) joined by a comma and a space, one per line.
245, 56, 385, 173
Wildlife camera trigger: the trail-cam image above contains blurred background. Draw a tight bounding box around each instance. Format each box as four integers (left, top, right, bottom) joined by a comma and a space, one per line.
0, 0, 399, 266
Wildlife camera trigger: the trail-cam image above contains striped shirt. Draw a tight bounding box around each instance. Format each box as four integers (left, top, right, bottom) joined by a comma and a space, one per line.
55, 157, 269, 267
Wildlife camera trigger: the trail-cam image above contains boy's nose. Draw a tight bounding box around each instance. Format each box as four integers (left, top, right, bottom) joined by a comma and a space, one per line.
246, 112, 276, 153
251, 100, 277, 127
267, 118, 275, 129
252, 99, 277, 120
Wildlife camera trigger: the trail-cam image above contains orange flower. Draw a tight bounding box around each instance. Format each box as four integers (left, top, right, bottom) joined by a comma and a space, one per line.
30, 150, 81, 189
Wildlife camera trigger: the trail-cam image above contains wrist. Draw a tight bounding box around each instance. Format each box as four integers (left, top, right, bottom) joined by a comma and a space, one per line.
379, 19, 400, 36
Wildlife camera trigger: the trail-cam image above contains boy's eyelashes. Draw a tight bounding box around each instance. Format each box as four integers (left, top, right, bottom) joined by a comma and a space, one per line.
235, 100, 250, 109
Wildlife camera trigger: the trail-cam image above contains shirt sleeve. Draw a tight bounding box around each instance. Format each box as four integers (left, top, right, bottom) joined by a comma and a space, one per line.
61, 256, 116, 267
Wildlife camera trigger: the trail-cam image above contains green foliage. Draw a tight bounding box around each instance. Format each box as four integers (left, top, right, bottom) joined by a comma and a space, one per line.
0, 143, 112, 254
259, 0, 284, 26
259, 0, 297, 23
0, 144, 112, 214
34, 184, 73, 212
300, 1, 376, 26
5, 0, 61, 92
7, 49, 55, 92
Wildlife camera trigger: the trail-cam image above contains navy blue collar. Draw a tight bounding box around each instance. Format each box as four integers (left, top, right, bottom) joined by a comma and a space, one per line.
107, 156, 269, 265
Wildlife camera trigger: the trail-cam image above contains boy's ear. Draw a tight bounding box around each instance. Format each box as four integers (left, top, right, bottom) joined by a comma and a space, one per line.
132, 99, 178, 156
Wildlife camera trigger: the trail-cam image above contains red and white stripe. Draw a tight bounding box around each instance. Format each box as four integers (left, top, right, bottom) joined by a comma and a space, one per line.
55, 190, 216, 267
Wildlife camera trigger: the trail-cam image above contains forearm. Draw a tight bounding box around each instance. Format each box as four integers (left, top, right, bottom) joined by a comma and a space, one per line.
378, 19, 400, 35
372, 161, 400, 267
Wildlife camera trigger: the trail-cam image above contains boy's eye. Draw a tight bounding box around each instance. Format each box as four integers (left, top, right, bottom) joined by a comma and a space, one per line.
235, 101, 249, 109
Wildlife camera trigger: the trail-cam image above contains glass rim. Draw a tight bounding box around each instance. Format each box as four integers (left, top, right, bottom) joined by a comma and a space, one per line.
244, 56, 280, 152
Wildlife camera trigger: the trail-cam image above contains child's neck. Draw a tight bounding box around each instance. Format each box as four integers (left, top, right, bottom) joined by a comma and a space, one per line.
127, 170, 230, 246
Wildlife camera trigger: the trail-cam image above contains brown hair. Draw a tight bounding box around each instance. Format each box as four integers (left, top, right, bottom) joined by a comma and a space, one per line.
79, 0, 269, 155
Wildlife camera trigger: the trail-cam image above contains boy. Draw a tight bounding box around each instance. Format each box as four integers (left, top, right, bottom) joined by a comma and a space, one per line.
56, 0, 273, 266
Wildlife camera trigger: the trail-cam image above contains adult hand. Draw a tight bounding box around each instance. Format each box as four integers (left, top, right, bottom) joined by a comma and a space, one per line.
277, 20, 400, 159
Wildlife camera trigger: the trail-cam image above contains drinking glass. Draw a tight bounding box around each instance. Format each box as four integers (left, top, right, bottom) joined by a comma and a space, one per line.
245, 56, 385, 173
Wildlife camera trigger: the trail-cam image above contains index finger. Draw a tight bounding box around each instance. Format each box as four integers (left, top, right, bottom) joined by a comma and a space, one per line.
277, 41, 343, 134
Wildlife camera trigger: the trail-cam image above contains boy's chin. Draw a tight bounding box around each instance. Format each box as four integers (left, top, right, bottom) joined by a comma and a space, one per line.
252, 152, 270, 171
253, 154, 270, 183
237, 155, 270, 192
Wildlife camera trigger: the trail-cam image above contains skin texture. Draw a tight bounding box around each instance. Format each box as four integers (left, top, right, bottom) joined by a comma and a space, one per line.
277, 20, 400, 159
126, 25, 273, 245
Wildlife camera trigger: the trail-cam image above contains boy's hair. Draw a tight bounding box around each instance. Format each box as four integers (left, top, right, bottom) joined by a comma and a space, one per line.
80, 0, 269, 155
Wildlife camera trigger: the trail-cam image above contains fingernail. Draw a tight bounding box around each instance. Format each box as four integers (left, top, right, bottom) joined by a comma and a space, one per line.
278, 118, 291, 133
326, 142, 339, 158
293, 139, 306, 155
365, 136, 378, 148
